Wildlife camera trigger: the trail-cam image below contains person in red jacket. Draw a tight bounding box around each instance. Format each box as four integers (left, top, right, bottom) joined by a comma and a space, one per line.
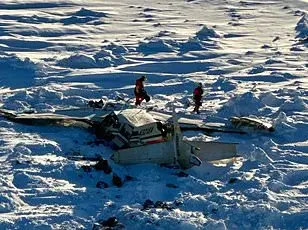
193, 83, 203, 114
134, 76, 150, 106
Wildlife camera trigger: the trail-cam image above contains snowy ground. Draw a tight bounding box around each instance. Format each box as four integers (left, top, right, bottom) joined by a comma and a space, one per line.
0, 0, 307, 229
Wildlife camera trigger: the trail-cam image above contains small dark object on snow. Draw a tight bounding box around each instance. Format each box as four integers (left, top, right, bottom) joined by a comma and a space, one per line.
166, 183, 178, 188
125, 175, 135, 181
176, 171, 189, 177
154, 201, 164, 208
143, 200, 173, 210
112, 173, 123, 187
96, 181, 108, 189
174, 199, 183, 207
93, 217, 124, 230
143, 199, 155, 210
94, 159, 112, 174
211, 208, 218, 214
88, 99, 104, 108
272, 36, 280, 42
155, 201, 173, 210
81, 165, 92, 172
228, 178, 239, 184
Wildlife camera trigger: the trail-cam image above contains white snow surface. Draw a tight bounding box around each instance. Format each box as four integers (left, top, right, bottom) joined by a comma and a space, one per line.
0, 0, 307, 229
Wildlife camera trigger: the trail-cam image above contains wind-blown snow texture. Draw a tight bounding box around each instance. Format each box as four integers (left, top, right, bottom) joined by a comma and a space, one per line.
0, 0, 307, 229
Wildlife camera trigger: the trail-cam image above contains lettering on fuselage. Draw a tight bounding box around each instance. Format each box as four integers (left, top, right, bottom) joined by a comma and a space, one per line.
138, 127, 154, 136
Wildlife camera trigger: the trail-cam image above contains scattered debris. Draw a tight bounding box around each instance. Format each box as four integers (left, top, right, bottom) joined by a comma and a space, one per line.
112, 173, 123, 187
166, 183, 178, 188
93, 217, 124, 230
228, 178, 240, 184
142, 199, 174, 210
174, 199, 183, 207
175, 171, 189, 177
94, 159, 112, 174
79, 158, 112, 174
154, 201, 173, 210
142, 199, 155, 210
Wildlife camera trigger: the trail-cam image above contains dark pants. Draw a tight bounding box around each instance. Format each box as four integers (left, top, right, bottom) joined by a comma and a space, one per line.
193, 97, 202, 113
135, 90, 150, 106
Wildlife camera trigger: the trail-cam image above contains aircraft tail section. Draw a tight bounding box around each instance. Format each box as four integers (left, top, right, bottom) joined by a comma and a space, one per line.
186, 141, 238, 162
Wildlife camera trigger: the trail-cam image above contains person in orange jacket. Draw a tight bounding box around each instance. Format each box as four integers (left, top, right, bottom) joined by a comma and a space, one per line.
193, 83, 203, 114
134, 76, 150, 106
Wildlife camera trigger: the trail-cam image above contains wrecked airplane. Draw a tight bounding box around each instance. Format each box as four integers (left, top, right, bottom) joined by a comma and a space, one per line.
0, 106, 240, 169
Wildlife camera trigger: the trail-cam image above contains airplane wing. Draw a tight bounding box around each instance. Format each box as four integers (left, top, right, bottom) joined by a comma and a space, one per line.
0, 108, 94, 128
148, 111, 246, 134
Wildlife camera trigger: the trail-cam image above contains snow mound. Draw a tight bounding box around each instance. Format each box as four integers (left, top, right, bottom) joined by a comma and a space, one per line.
3, 92, 32, 111
57, 52, 128, 69
74, 7, 107, 18
212, 76, 236, 91
39, 86, 63, 98
259, 92, 283, 107
189, 26, 221, 50
196, 25, 220, 40
0, 52, 45, 89
249, 65, 265, 74
60, 8, 107, 25
57, 54, 98, 69
249, 146, 274, 164
103, 42, 129, 54
94, 49, 127, 67
179, 37, 207, 52
264, 58, 283, 65
0, 52, 36, 73
179, 36, 221, 53
114, 205, 208, 230
270, 71, 298, 80
217, 92, 265, 117
295, 13, 308, 39
62, 95, 89, 107
60, 16, 98, 25
137, 39, 175, 53
136, 28, 221, 55
0, 195, 16, 213
3, 14, 57, 25
279, 95, 307, 113
273, 111, 297, 133
3, 87, 64, 111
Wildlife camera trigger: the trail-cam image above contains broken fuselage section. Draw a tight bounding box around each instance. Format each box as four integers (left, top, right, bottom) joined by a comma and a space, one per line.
91, 109, 237, 169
